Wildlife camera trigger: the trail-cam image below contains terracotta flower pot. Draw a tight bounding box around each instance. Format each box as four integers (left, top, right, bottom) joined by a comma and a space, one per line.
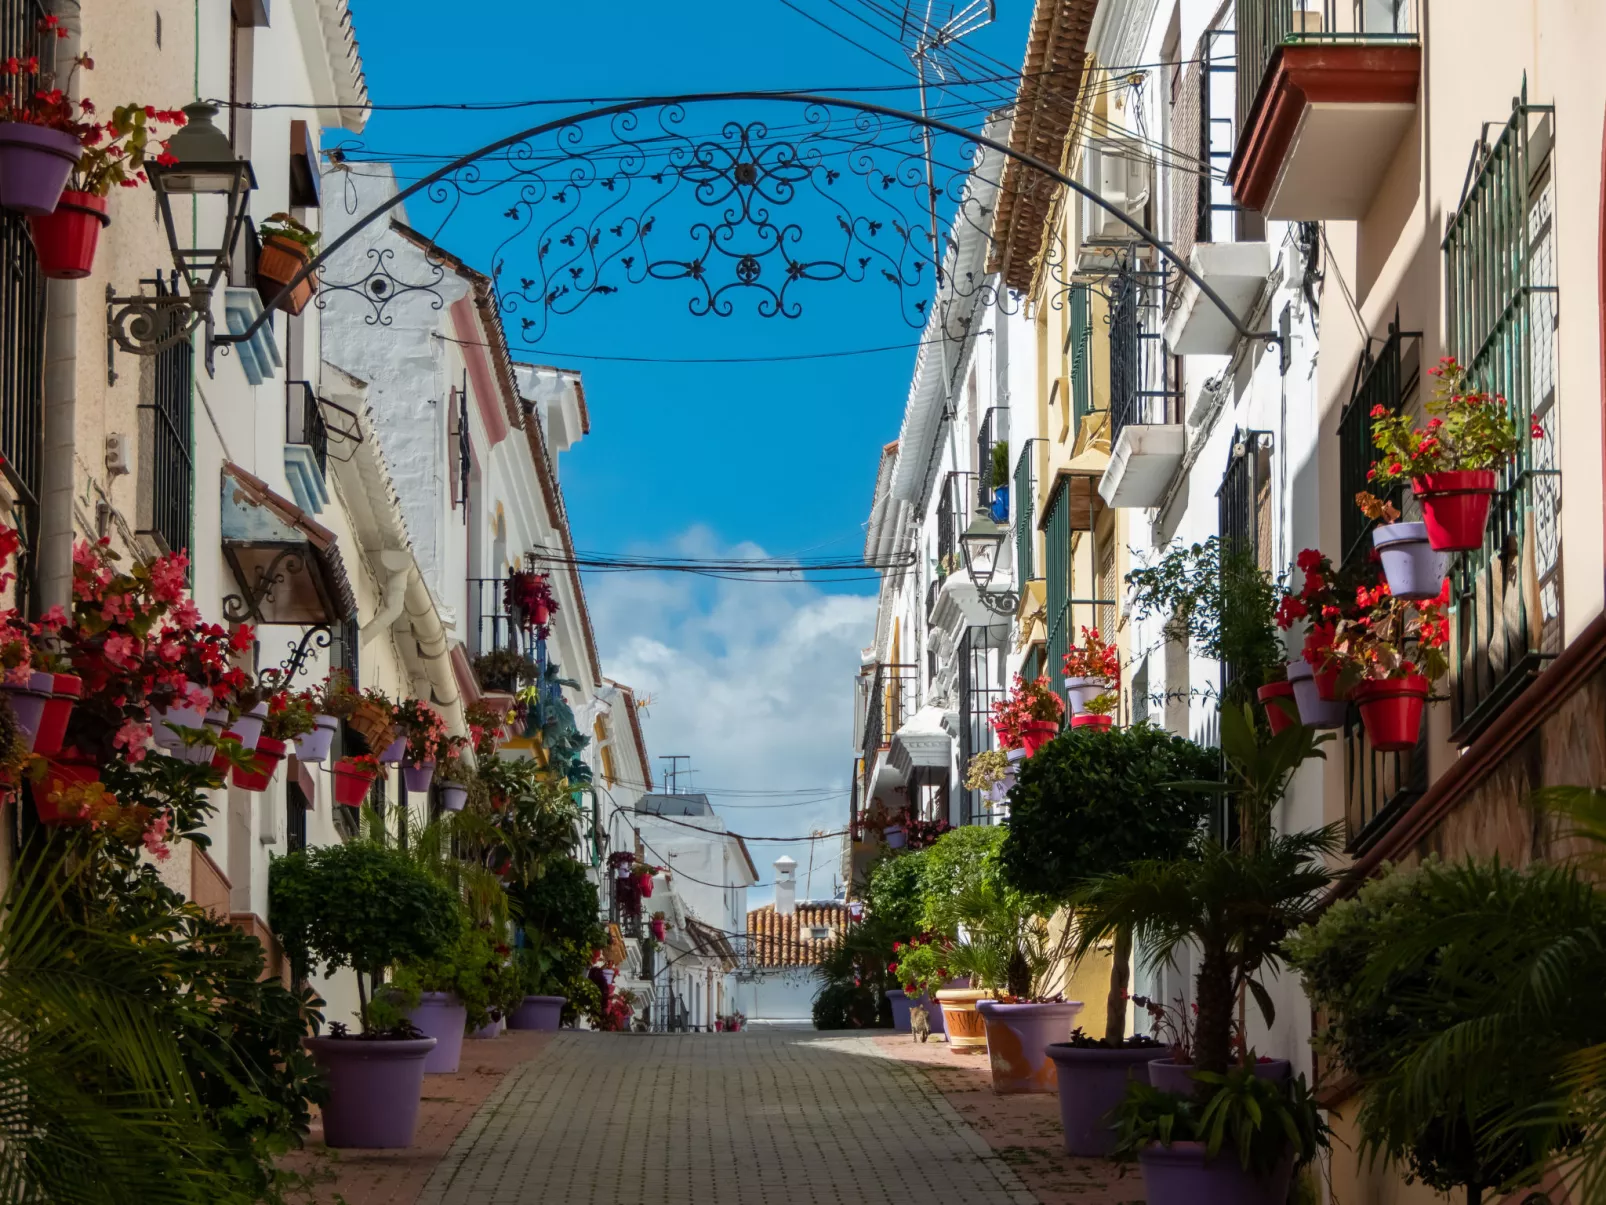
1047, 1043, 1168, 1155
1285, 659, 1345, 728
1373, 521, 1450, 601
1352, 674, 1429, 752
332, 758, 376, 807
976, 999, 1083, 1094
508, 995, 565, 1031
1019, 719, 1060, 757
1256, 681, 1298, 735
347, 698, 395, 750
1413, 469, 1496, 552
1070, 713, 1113, 731
935, 988, 991, 1054
407, 992, 467, 1074
0, 123, 83, 215
28, 189, 109, 278
303, 1035, 437, 1148
256, 234, 317, 315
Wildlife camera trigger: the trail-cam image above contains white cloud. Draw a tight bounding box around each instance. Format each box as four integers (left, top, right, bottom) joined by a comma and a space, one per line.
584, 527, 876, 906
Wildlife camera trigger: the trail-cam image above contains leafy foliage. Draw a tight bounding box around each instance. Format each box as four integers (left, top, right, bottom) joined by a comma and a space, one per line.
811, 980, 886, 1030
389, 927, 521, 1031
506, 855, 605, 1008
863, 849, 928, 942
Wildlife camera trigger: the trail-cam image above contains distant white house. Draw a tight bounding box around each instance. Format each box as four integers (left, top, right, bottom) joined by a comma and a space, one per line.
738, 856, 851, 1026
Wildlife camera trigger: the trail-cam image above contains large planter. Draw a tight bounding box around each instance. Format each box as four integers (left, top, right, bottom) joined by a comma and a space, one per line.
1019, 719, 1060, 758
332, 758, 377, 807
233, 736, 286, 792
3, 670, 53, 752
294, 714, 339, 763
887, 989, 915, 1033
1373, 521, 1450, 601
1070, 713, 1112, 731
467, 1015, 501, 1040
1257, 681, 1298, 735
1137, 1140, 1295, 1205
35, 673, 80, 757
403, 761, 436, 793
0, 123, 84, 215
303, 1035, 436, 1148
508, 995, 565, 1031
28, 189, 109, 279
935, 988, 991, 1053
256, 234, 317, 315
1148, 1057, 1291, 1095
1047, 1043, 1168, 1155
1413, 469, 1496, 552
976, 999, 1083, 1094
1285, 659, 1345, 728
439, 781, 468, 812
407, 992, 468, 1074
1352, 674, 1429, 752
1061, 675, 1106, 716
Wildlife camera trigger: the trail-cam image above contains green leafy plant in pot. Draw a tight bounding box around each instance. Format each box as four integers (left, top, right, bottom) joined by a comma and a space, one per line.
506, 853, 605, 1029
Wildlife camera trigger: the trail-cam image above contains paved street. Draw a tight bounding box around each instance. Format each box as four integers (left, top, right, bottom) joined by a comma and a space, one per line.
415, 1032, 1037, 1205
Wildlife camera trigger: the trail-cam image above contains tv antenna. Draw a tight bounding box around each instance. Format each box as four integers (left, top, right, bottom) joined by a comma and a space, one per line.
659, 754, 691, 795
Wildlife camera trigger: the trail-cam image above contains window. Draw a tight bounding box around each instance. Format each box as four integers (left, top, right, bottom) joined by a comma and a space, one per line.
1108, 263, 1182, 445
1216, 428, 1273, 702
809, 927, 829, 943
957, 625, 1008, 825
138, 276, 194, 555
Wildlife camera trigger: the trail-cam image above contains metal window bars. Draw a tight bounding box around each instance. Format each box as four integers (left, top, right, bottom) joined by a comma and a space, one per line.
1042, 476, 1117, 718
466, 578, 542, 663
1216, 428, 1273, 705
977, 406, 1009, 497
285, 380, 330, 480
935, 470, 981, 579
860, 662, 918, 755
1108, 264, 1183, 447
1069, 284, 1095, 431
957, 624, 1011, 826
1338, 317, 1421, 571
1013, 439, 1041, 583
139, 273, 194, 556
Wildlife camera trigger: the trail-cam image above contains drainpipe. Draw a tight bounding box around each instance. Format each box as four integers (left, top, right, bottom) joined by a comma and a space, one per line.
360, 549, 412, 644
402, 563, 465, 738
39, 0, 82, 612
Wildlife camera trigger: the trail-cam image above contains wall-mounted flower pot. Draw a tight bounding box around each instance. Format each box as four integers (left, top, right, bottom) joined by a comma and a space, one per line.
1070, 713, 1113, 731
347, 698, 395, 750
407, 992, 467, 1073
1413, 470, 1496, 551
36, 754, 99, 825
884, 825, 907, 849
439, 781, 468, 811
1256, 681, 1298, 735
935, 988, 991, 1054
977, 999, 1084, 1094
232, 736, 286, 791
231, 701, 270, 753
1019, 719, 1060, 757
1352, 674, 1429, 752
1047, 1043, 1167, 1155
989, 484, 1009, 523
508, 995, 565, 1031
332, 759, 376, 807
28, 189, 109, 279
35, 673, 80, 757
532, 601, 550, 626
294, 714, 339, 763
403, 760, 435, 793
2, 670, 53, 752
1373, 521, 1449, 600
256, 234, 317, 315
1137, 1139, 1295, 1205
0, 123, 84, 215
1061, 676, 1105, 716
649, 918, 667, 941
377, 735, 407, 766
1285, 660, 1345, 728
303, 1035, 436, 1148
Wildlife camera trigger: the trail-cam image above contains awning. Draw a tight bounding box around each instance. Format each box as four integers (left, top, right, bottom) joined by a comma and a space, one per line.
889, 704, 956, 777
221, 462, 357, 624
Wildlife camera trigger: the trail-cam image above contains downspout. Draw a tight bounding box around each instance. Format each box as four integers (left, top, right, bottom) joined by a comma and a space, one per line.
400, 562, 465, 739
360, 550, 411, 643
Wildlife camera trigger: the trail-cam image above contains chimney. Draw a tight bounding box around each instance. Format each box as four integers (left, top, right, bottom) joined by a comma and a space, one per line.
773, 856, 797, 918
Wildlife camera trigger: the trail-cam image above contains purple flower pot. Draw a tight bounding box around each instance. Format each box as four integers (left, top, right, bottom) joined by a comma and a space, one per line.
1147, 1057, 1291, 1095
508, 994, 565, 1031
1373, 521, 1449, 601
440, 782, 468, 812
1137, 1140, 1295, 1205
378, 735, 407, 765
403, 761, 436, 793
976, 999, 1083, 1094
3, 671, 53, 752
467, 1015, 501, 1040
1286, 659, 1346, 729
0, 123, 83, 216
1046, 1043, 1168, 1155
406, 991, 467, 1074
303, 1034, 437, 1149
887, 989, 914, 1033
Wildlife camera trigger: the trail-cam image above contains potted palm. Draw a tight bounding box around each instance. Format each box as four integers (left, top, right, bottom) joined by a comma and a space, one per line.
1061, 626, 1119, 715
256, 212, 320, 315
269, 841, 460, 1148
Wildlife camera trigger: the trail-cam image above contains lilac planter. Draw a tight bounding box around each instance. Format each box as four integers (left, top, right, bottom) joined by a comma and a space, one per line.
1046, 1043, 1168, 1155
508, 995, 565, 1031
0, 123, 83, 215
440, 782, 468, 812
1286, 659, 1346, 729
467, 1015, 501, 1040
976, 999, 1083, 1094
888, 989, 946, 1036
406, 992, 467, 1074
231, 702, 269, 753
403, 761, 436, 793
303, 1035, 437, 1148
1373, 521, 1449, 601
378, 735, 407, 765
3, 671, 53, 751
1147, 1057, 1292, 1095
1138, 1141, 1295, 1205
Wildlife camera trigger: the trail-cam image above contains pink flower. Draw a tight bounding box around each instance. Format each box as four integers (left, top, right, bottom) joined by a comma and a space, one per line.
142, 814, 171, 861
169, 598, 201, 628
37, 604, 67, 631
115, 718, 151, 760
102, 633, 137, 666
149, 552, 188, 603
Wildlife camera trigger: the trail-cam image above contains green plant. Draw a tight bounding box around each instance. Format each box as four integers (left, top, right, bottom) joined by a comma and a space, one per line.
1366, 357, 1524, 488
269, 841, 460, 1031
963, 749, 1009, 793
262, 690, 317, 742
258, 211, 320, 251
891, 934, 952, 998
990, 439, 1010, 488
388, 926, 517, 1031
1177, 701, 1330, 854
862, 847, 928, 941
472, 648, 539, 692
1000, 722, 1218, 1040
812, 980, 884, 1029
1082, 690, 1117, 716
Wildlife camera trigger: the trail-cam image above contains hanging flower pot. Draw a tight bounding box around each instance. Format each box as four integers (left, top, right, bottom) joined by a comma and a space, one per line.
1019, 718, 1060, 757
884, 824, 907, 849
294, 714, 339, 763
1373, 521, 1451, 600
1257, 681, 1299, 735
1352, 674, 1430, 752
1061, 676, 1106, 716
27, 190, 109, 279
347, 697, 395, 749
0, 123, 84, 215
1302, 625, 1345, 702
1070, 713, 1113, 731
233, 736, 287, 792
2, 671, 53, 752
439, 781, 468, 811
256, 233, 317, 315
1286, 660, 1345, 728
231, 701, 270, 753
638, 872, 655, 899
532, 601, 550, 626
988, 484, 1009, 523
1412, 470, 1497, 552
34, 673, 80, 758
378, 734, 407, 766
403, 760, 435, 793
36, 755, 100, 825
332, 757, 378, 807
650, 918, 667, 941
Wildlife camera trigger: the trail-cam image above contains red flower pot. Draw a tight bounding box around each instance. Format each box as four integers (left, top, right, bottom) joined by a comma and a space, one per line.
33, 673, 81, 757
638, 873, 654, 898
332, 758, 377, 807
650, 919, 667, 941
1019, 719, 1060, 757
233, 736, 286, 792
1352, 674, 1430, 752
28, 190, 109, 279
533, 602, 549, 626
1257, 681, 1298, 735
36, 755, 100, 825
1070, 713, 1113, 731
1412, 470, 1497, 552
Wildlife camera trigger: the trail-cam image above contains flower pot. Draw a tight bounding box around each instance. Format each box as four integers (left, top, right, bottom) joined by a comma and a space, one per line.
988, 484, 1009, 523
439, 781, 468, 811
37, 755, 100, 825
1047, 1043, 1169, 1156
232, 736, 286, 791
0, 123, 84, 215
467, 1016, 501, 1040
639, 873, 654, 898
377, 735, 407, 766
294, 714, 339, 763
2, 670, 53, 752
508, 994, 565, 1031
887, 989, 915, 1034
152, 688, 207, 750
1413, 469, 1497, 552
935, 988, 991, 1054
28, 189, 109, 279
347, 698, 395, 750
1257, 681, 1299, 735
976, 999, 1084, 1094
403, 760, 435, 793
256, 234, 317, 315
1061, 675, 1106, 716
1352, 674, 1429, 752
532, 601, 550, 626
332, 759, 376, 807
407, 992, 468, 1074
649, 918, 667, 941
1285, 660, 1345, 728
884, 825, 907, 849
35, 673, 80, 757
1373, 521, 1450, 601
1019, 719, 1060, 758
1137, 1140, 1295, 1205
1070, 713, 1113, 731
1148, 1057, 1291, 1095
303, 1035, 437, 1148
231, 701, 270, 753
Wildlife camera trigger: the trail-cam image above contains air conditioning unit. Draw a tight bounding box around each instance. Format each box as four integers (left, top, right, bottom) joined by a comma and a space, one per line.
1079, 137, 1153, 249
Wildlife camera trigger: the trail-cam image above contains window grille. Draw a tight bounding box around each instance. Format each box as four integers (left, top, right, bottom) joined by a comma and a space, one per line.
1108, 265, 1182, 446
1216, 428, 1272, 703
138, 274, 194, 555
957, 624, 1009, 826
1013, 439, 1040, 581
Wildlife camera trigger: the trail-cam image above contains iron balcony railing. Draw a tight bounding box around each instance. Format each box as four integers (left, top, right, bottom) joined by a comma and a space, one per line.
1344, 706, 1428, 853
977, 405, 1008, 496
1337, 319, 1421, 571
935, 470, 982, 580
1013, 439, 1041, 583
1068, 284, 1095, 431
1042, 477, 1117, 717
958, 625, 1010, 826
285, 380, 330, 480
860, 662, 918, 754
1108, 266, 1182, 446
1235, 0, 1420, 167
467, 577, 541, 662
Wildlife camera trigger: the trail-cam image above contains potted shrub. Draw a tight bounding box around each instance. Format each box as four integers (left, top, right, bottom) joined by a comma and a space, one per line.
256, 212, 320, 315
890, 934, 953, 1036
1000, 722, 1219, 1152
1366, 357, 1529, 552
390, 925, 512, 1072
1069, 690, 1117, 731
990, 673, 1064, 758
268, 841, 460, 1149
507, 857, 604, 1031
1061, 625, 1119, 715
1322, 580, 1450, 751
332, 753, 380, 807
472, 648, 538, 694
989, 439, 1010, 522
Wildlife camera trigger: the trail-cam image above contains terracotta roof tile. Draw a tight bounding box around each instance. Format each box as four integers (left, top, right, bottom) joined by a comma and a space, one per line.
745, 902, 852, 968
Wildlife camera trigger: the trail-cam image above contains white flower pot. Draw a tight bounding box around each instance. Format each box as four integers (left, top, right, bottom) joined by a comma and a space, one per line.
1062, 676, 1106, 716
231, 701, 269, 752
294, 714, 339, 763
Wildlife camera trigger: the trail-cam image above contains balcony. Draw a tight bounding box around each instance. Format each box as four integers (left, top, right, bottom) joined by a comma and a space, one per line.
1229, 0, 1421, 219
284, 381, 330, 514
932, 471, 997, 628
1099, 266, 1184, 509
860, 662, 917, 758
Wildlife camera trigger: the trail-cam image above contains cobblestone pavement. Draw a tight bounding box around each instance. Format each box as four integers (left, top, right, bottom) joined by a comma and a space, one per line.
417, 1030, 1040, 1205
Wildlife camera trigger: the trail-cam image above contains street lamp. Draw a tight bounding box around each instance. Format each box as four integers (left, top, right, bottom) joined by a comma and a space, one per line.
959, 506, 1017, 615
107, 101, 256, 372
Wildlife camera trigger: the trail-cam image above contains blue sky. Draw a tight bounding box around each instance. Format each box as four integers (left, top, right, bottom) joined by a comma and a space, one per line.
347, 0, 1033, 901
